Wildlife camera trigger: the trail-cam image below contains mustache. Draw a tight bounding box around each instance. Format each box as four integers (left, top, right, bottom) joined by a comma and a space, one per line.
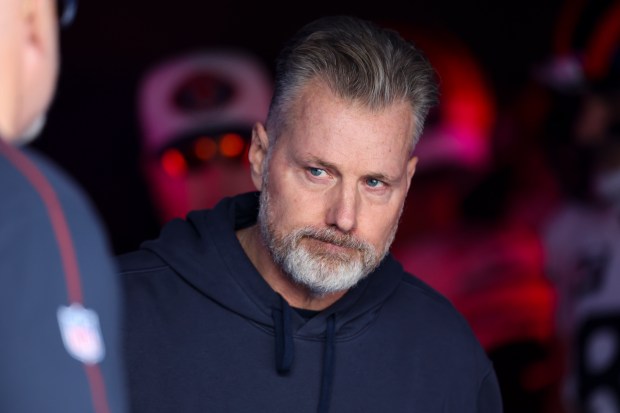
294, 227, 372, 252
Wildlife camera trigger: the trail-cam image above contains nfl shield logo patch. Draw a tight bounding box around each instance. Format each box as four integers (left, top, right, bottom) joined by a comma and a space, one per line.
57, 303, 105, 364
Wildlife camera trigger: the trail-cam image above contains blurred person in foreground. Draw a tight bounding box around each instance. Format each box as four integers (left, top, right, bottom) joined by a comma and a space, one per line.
136, 49, 272, 224
119, 15, 503, 413
0, 0, 128, 412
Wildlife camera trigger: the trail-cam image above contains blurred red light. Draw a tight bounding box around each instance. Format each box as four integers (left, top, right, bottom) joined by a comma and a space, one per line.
220, 133, 245, 158
161, 148, 187, 177
194, 137, 217, 161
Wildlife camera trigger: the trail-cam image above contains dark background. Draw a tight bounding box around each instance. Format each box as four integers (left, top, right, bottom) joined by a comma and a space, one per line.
33, 0, 566, 254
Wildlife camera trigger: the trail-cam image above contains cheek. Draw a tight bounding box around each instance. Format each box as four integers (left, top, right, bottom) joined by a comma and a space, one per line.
267, 182, 314, 228
360, 202, 404, 248
265, 160, 316, 223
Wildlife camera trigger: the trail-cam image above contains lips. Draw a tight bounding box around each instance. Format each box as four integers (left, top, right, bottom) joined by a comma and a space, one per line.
301, 236, 358, 261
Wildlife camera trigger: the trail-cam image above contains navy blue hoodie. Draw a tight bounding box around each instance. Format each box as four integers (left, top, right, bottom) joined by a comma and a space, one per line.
118, 192, 503, 413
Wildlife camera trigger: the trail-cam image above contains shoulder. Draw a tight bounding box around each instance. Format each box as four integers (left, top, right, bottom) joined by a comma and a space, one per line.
116, 249, 168, 275
1, 147, 103, 228
391, 271, 488, 356
397, 271, 461, 318
0, 145, 119, 302
379, 256, 468, 324
375, 270, 497, 392
0, 146, 111, 246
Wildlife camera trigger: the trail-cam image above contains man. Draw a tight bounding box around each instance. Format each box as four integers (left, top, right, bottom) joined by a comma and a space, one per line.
120, 15, 503, 412
136, 49, 272, 223
0, 0, 128, 412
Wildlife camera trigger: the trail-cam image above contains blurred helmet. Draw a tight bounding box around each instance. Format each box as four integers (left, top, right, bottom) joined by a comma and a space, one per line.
137, 49, 273, 222
386, 24, 497, 173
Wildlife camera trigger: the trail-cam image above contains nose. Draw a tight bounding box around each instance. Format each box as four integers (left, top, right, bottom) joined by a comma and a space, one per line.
325, 183, 359, 233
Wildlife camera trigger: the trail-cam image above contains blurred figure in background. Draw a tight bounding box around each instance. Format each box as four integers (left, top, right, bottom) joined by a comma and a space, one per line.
535, 1, 620, 411
137, 49, 273, 224
386, 23, 562, 413
0, 0, 127, 412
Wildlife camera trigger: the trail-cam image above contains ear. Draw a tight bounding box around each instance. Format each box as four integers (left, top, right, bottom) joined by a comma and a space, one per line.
248, 122, 270, 190
405, 155, 418, 192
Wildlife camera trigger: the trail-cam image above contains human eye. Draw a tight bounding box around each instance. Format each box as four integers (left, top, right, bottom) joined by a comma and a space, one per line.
365, 177, 385, 188
307, 167, 328, 178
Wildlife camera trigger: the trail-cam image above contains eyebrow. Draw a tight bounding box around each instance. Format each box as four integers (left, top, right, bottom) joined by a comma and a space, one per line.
305, 155, 337, 171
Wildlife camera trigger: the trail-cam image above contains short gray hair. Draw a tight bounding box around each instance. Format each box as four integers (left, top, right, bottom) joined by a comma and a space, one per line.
266, 15, 439, 152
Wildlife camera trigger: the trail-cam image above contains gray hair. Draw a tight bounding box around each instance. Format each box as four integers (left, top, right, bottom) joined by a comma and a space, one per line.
266, 15, 439, 152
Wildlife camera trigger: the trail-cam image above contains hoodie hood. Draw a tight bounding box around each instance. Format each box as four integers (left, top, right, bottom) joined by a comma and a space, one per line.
141, 191, 406, 339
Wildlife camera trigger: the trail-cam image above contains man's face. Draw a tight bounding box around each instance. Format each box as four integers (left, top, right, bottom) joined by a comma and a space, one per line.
255, 80, 417, 295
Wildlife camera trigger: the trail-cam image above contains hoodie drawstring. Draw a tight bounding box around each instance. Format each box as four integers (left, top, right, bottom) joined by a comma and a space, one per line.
272, 296, 336, 413
317, 314, 336, 413
272, 294, 294, 374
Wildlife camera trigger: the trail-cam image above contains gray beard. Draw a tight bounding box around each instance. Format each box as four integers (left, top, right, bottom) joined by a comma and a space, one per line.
257, 172, 400, 296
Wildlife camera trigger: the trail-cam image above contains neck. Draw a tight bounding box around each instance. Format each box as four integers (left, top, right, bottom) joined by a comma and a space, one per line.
236, 225, 346, 311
